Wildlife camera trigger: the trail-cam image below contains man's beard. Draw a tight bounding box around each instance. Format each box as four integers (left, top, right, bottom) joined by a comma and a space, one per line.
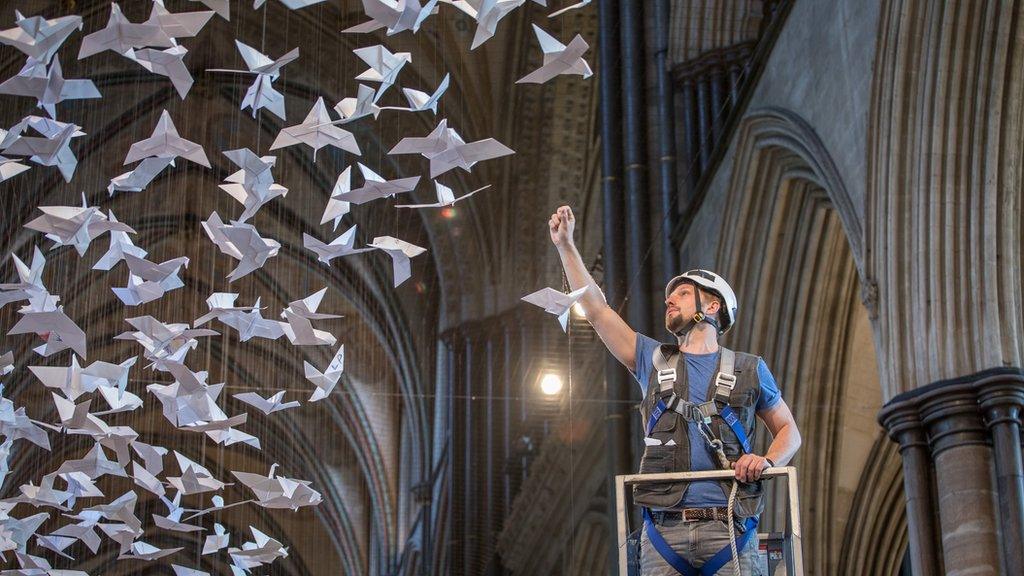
666, 311, 685, 334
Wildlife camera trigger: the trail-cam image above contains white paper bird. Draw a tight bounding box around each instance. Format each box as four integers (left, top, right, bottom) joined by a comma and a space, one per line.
124, 109, 211, 167
388, 119, 513, 178
368, 236, 427, 287
302, 344, 344, 401
303, 225, 374, 265
0, 11, 83, 65
219, 148, 288, 222
0, 115, 85, 181
207, 41, 299, 120
396, 181, 490, 208
516, 24, 592, 84
521, 286, 589, 331
269, 97, 361, 160
340, 163, 421, 205
202, 212, 281, 282
0, 57, 101, 118
352, 45, 412, 103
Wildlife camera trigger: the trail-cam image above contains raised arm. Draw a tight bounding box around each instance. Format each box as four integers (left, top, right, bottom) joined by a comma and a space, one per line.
549, 206, 638, 371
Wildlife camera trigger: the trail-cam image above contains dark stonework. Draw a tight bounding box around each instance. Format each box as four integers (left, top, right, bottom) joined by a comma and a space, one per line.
880, 368, 1024, 576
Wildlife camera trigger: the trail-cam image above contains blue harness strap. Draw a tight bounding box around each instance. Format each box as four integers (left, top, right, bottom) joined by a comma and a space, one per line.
719, 406, 751, 454
643, 507, 699, 576
643, 508, 759, 575
646, 398, 668, 436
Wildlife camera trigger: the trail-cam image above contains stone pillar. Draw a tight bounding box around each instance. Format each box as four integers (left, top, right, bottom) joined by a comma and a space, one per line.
978, 375, 1024, 576
919, 384, 999, 576
879, 405, 943, 575
880, 368, 1024, 576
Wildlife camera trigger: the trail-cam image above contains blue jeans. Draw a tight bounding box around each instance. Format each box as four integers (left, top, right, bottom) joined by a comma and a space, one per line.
640, 516, 762, 576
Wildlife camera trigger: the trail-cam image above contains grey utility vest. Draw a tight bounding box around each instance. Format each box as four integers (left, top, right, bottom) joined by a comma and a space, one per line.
633, 345, 765, 518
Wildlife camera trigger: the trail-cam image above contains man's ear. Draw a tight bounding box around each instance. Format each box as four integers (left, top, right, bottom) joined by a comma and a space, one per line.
704, 298, 721, 316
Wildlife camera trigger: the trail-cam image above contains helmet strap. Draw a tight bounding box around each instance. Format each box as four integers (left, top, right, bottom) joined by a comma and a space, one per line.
672, 282, 722, 343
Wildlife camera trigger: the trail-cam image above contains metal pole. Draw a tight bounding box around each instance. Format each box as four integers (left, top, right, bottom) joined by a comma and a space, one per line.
650, 0, 678, 284
598, 0, 632, 572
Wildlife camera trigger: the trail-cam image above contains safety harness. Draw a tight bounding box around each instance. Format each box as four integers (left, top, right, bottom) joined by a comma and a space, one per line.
641, 347, 758, 575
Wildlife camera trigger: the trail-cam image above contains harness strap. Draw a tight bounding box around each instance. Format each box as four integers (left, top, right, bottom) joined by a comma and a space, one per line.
713, 348, 736, 405
643, 508, 699, 576
642, 508, 759, 575
719, 405, 751, 454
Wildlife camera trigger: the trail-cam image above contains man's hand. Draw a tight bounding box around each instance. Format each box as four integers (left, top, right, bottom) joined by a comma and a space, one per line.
549, 205, 575, 248
731, 454, 770, 483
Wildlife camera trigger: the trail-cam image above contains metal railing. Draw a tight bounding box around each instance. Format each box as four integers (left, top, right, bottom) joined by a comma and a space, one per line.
615, 467, 804, 575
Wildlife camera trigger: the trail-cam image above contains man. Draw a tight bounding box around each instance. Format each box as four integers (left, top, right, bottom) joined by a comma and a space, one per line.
548, 206, 801, 575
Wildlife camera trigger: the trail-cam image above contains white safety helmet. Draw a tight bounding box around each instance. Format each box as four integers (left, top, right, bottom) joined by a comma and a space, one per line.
664, 269, 738, 334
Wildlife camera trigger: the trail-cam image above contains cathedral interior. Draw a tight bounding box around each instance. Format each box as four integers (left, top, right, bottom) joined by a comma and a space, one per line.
0, 0, 1021, 574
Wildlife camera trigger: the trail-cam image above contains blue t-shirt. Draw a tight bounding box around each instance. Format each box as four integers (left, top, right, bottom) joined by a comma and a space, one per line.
631, 334, 782, 508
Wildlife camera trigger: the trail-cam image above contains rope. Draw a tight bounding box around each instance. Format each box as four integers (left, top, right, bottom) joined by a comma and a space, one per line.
726, 479, 741, 576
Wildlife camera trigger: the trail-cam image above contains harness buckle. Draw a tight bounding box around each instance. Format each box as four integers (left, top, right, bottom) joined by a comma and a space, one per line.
657, 369, 676, 384
714, 372, 736, 390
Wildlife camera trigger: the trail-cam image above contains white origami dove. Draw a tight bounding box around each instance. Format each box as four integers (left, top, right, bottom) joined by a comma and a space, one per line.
126, 44, 194, 99
194, 293, 287, 342
124, 109, 210, 167
77, 3, 175, 60
0, 11, 83, 65
231, 463, 322, 509
207, 40, 299, 120
352, 45, 412, 103
343, 0, 439, 35
303, 224, 374, 265
516, 24, 592, 84
280, 288, 340, 346
232, 390, 300, 415
383, 73, 449, 114
93, 211, 147, 270
388, 118, 513, 178
0, 57, 101, 119
333, 84, 381, 124
303, 344, 344, 401
202, 212, 281, 282
320, 166, 353, 230
270, 97, 361, 160
219, 148, 288, 221
340, 163, 420, 205
24, 193, 136, 257
368, 236, 427, 287
0, 115, 85, 181
111, 254, 189, 306
396, 180, 490, 208
521, 286, 589, 331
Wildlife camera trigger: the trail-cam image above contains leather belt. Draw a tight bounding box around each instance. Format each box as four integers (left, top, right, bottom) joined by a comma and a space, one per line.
651, 507, 731, 523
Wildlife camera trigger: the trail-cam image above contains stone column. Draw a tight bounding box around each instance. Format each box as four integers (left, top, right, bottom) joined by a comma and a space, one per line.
879, 404, 943, 575
978, 375, 1024, 576
919, 383, 1000, 576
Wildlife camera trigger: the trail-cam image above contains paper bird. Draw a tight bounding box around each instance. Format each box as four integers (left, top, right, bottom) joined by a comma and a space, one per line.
167, 452, 228, 495
207, 41, 299, 120
202, 212, 281, 282
388, 119, 514, 177
111, 254, 189, 306
153, 493, 205, 533
192, 0, 230, 20
53, 443, 127, 481
254, 0, 328, 9
396, 181, 490, 208
124, 109, 210, 167
521, 286, 589, 331
107, 156, 175, 195
280, 288, 340, 346
219, 148, 288, 222
0, 155, 30, 182
383, 73, 450, 114
194, 293, 288, 342
302, 344, 343, 401
0, 389, 51, 449
78, 3, 175, 60
231, 463, 322, 509
12, 472, 73, 510
340, 163, 420, 205
126, 44, 194, 99
0, 115, 85, 181
173, 565, 211, 576
228, 526, 288, 571
206, 426, 261, 449
269, 97, 361, 160
0, 11, 83, 65
368, 235, 427, 287
119, 540, 183, 561
146, 1, 214, 40
0, 57, 101, 118
9, 551, 89, 575
0, 246, 47, 308
548, 0, 590, 17
334, 84, 381, 124
202, 523, 230, 554
8, 307, 88, 359
352, 45, 412, 103
24, 193, 136, 257
320, 166, 353, 230
131, 440, 168, 475
303, 225, 374, 265
233, 391, 300, 415
467, 0, 533, 50
343, 0, 439, 35
50, 521, 102, 554
114, 315, 218, 364
516, 24, 592, 84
